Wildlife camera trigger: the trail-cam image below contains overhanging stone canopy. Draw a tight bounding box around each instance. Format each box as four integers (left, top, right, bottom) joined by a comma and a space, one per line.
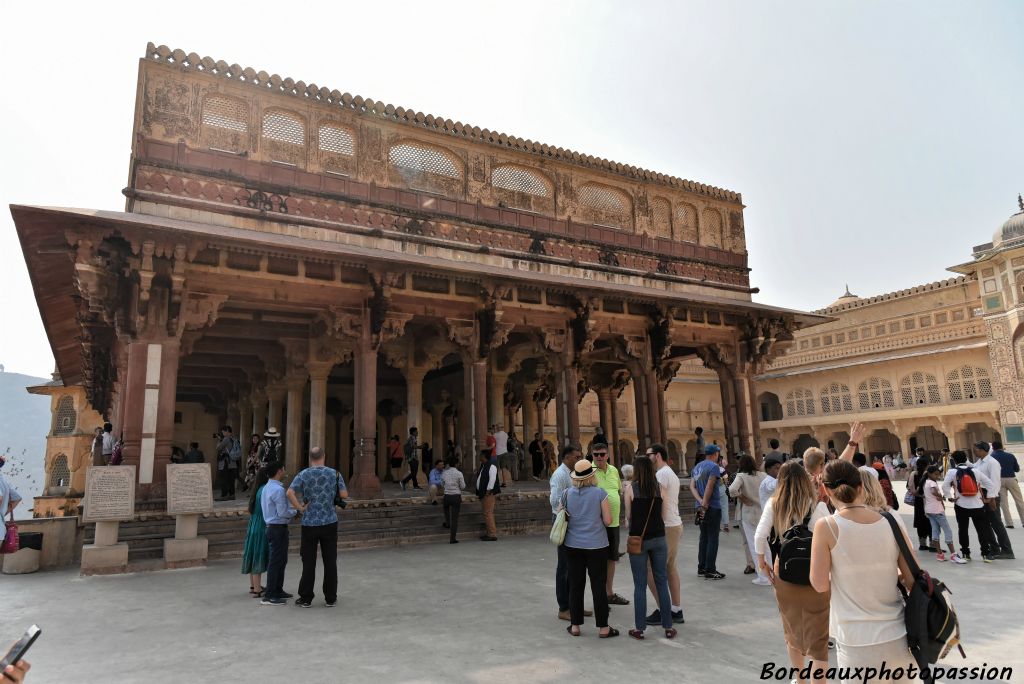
11, 43, 823, 500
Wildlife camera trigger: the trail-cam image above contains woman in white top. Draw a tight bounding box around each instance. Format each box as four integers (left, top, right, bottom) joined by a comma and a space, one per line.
754, 461, 831, 683
729, 454, 768, 584
810, 460, 919, 680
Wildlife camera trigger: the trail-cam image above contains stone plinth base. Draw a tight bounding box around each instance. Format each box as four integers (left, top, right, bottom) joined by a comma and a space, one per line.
163, 537, 208, 565
349, 473, 382, 499
81, 542, 129, 575
2, 548, 41, 574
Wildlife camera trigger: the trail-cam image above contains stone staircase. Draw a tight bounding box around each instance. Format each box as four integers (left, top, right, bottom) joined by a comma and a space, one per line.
81, 481, 698, 564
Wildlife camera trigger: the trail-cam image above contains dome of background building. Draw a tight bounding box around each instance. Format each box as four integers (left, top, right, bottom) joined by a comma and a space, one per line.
826, 285, 860, 309
992, 194, 1024, 247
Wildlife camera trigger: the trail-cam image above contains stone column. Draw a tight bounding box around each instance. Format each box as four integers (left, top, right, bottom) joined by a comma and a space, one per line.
431, 403, 446, 464
285, 373, 306, 476
473, 360, 489, 456
120, 337, 180, 496
251, 391, 267, 437
557, 365, 581, 448
732, 370, 759, 457
406, 367, 426, 438
522, 385, 537, 450
350, 346, 381, 497
716, 366, 740, 457
609, 393, 622, 461
267, 384, 286, 433
630, 371, 651, 451
645, 368, 666, 446
227, 402, 241, 436
489, 369, 507, 430
238, 400, 252, 443
309, 363, 331, 452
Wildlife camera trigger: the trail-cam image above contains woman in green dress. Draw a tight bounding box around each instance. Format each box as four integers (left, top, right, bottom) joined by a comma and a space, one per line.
242, 467, 271, 596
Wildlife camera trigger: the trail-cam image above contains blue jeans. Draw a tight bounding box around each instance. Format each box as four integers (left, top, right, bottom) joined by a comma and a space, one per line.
628, 536, 672, 630
698, 506, 722, 573
927, 512, 954, 545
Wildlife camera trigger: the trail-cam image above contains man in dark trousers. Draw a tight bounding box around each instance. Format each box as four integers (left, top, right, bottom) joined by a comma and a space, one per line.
476, 450, 500, 541
288, 446, 349, 607
401, 427, 424, 492
260, 461, 296, 606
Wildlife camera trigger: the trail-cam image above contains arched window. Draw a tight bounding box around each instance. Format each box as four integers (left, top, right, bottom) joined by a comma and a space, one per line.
388, 142, 462, 179
490, 164, 551, 198
53, 396, 76, 435
318, 123, 355, 156
857, 377, 895, 410
676, 203, 698, 243
202, 95, 248, 132
262, 110, 305, 146
784, 388, 816, 417
577, 182, 632, 230
946, 365, 993, 402
49, 453, 70, 489
820, 382, 853, 414
900, 372, 941, 406
650, 197, 672, 238
701, 208, 723, 248
759, 392, 783, 421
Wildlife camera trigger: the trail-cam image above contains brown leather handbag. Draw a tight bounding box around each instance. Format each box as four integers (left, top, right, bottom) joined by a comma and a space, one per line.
627, 498, 656, 555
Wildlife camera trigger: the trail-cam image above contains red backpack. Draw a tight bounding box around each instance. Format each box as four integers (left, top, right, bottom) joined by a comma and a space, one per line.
954, 468, 979, 497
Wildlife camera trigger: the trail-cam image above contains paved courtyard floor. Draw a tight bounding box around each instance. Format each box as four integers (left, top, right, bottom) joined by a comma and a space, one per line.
3, 485, 1023, 683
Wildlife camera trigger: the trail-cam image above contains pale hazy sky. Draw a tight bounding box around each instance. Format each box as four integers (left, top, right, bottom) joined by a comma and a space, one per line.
1, 1, 1021, 377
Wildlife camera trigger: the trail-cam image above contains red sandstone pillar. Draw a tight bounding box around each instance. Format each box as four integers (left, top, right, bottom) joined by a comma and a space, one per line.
473, 359, 488, 457
350, 346, 381, 498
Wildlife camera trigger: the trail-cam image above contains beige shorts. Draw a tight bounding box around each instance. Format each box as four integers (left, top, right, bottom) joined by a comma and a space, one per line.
664, 525, 682, 572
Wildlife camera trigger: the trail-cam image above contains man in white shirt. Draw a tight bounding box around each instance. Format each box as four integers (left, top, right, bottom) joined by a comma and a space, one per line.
973, 442, 1014, 559
943, 450, 999, 562
494, 425, 511, 487
759, 455, 783, 509
101, 422, 116, 465
644, 444, 683, 625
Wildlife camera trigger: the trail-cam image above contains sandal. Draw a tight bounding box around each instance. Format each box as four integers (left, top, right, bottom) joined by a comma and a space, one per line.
628, 629, 645, 640
566, 625, 580, 637
665, 628, 677, 639
599, 627, 620, 639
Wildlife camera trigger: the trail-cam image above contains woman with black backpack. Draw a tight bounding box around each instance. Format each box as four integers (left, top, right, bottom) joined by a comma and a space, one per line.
754, 461, 831, 683
810, 460, 919, 679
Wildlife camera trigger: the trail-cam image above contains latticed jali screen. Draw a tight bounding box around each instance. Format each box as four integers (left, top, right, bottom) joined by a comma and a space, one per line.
389, 143, 461, 178
262, 111, 305, 145
318, 124, 355, 156
202, 96, 248, 132
53, 396, 76, 435
491, 165, 550, 197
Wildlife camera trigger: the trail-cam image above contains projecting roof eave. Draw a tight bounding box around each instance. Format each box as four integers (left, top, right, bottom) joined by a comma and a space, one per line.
757, 341, 988, 380
11, 204, 825, 383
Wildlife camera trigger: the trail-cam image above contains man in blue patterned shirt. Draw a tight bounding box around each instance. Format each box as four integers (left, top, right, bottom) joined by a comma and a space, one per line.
287, 446, 348, 607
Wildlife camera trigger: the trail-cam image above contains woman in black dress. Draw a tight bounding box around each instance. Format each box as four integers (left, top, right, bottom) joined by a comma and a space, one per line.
909, 455, 932, 550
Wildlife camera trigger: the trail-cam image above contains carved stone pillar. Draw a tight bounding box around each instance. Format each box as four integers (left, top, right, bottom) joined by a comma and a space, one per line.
350, 345, 381, 498
732, 369, 759, 457
489, 369, 507, 430
473, 360, 489, 456
430, 402, 446, 465
645, 368, 666, 447
238, 400, 252, 443
227, 402, 241, 437
629, 368, 651, 451
121, 336, 180, 497
406, 367, 426, 439
251, 391, 267, 438
308, 363, 331, 455
556, 364, 581, 448
267, 384, 286, 433
285, 373, 307, 476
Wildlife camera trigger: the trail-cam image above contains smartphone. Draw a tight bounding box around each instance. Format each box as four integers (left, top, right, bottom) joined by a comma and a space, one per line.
1, 625, 40, 671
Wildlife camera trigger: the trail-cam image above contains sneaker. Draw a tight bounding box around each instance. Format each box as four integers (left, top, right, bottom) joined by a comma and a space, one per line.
280, 591, 293, 599
993, 552, 1016, 560
704, 571, 726, 580
260, 597, 286, 606
983, 555, 995, 563
936, 551, 947, 562
752, 577, 772, 586
1008, 525, 1016, 529
671, 610, 685, 624
607, 593, 630, 605
696, 568, 706, 576
918, 544, 930, 551
295, 598, 313, 608
645, 609, 662, 625
325, 600, 336, 607
950, 554, 968, 564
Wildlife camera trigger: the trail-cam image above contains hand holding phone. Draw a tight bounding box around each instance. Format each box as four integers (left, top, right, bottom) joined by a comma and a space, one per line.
2, 625, 40, 681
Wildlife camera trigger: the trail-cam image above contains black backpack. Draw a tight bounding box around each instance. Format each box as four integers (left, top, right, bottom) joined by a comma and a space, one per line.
777, 509, 814, 585
262, 439, 279, 464
881, 512, 964, 680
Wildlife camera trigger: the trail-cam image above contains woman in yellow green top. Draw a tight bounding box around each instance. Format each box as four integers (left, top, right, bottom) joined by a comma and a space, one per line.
592, 442, 629, 606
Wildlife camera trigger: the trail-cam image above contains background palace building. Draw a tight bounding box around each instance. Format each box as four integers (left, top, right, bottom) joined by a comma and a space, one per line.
13, 45, 1024, 516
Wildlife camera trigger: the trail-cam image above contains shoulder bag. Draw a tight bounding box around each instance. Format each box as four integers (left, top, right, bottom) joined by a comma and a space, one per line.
549, 489, 569, 546
1, 512, 19, 554
333, 471, 347, 509
627, 497, 656, 555
881, 512, 965, 675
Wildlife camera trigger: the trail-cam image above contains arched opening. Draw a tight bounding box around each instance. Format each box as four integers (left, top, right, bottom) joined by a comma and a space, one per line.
667, 439, 683, 473
792, 434, 819, 458
48, 453, 70, 494
758, 392, 783, 422
617, 439, 635, 465
908, 426, 949, 456
865, 428, 899, 457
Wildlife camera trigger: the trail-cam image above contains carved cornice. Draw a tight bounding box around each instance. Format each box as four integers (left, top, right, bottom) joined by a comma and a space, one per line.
175, 292, 229, 335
